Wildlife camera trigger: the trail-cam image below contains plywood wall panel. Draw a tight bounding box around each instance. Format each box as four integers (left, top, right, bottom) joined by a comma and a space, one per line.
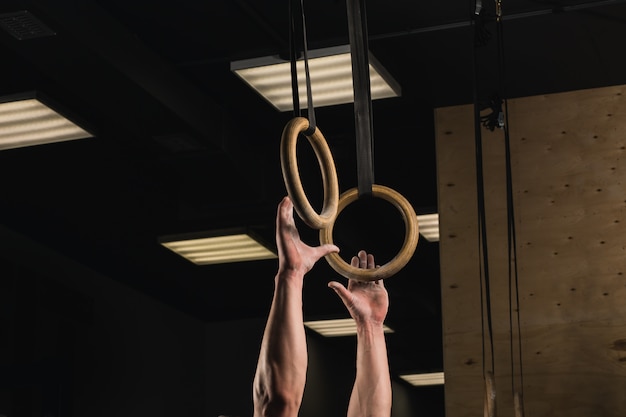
436, 85, 626, 417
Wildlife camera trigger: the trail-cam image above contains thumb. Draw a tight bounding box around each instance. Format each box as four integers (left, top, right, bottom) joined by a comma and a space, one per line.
319, 244, 340, 256
328, 281, 351, 305
311, 244, 340, 263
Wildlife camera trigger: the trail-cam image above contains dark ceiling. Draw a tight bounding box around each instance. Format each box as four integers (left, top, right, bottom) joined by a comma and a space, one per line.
2, 0, 626, 414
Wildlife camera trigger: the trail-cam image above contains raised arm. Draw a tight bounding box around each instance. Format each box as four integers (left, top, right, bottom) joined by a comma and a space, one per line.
253, 196, 339, 417
328, 251, 392, 417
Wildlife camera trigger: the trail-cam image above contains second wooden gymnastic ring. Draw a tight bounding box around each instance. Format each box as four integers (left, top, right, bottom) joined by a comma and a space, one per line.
319, 184, 419, 281
280, 116, 339, 229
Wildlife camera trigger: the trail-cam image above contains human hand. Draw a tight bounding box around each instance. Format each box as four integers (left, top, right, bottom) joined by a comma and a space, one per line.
275, 196, 339, 279
327, 250, 389, 325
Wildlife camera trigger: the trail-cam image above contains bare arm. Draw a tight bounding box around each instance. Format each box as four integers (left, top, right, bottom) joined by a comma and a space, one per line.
253, 197, 339, 417
328, 251, 392, 417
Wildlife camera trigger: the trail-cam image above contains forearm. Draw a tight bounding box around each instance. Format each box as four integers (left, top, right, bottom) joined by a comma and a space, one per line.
253, 273, 307, 417
347, 321, 392, 417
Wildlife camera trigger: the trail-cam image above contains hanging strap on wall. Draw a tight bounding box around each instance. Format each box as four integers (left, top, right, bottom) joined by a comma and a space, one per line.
346, 0, 374, 197
470, 0, 496, 385
288, 0, 316, 135
472, 0, 525, 415
494, 1, 525, 413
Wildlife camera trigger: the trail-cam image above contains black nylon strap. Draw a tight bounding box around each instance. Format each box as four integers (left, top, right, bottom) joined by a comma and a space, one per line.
288, 0, 316, 135
299, 0, 316, 135
288, 0, 300, 116
496, 3, 525, 405
346, 0, 374, 197
470, 0, 495, 377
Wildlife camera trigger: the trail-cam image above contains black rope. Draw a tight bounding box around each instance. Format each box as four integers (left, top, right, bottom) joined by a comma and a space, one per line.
470, 0, 496, 377
346, 0, 374, 197
288, 0, 300, 116
473, 1, 525, 413
288, 0, 316, 135
480, 96, 504, 131
494, 1, 525, 409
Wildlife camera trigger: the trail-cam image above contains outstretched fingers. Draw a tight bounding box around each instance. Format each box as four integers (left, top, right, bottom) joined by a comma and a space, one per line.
276, 196, 339, 275
351, 250, 375, 270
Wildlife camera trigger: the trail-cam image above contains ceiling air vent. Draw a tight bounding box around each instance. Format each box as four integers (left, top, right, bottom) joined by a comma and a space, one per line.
0, 11, 56, 40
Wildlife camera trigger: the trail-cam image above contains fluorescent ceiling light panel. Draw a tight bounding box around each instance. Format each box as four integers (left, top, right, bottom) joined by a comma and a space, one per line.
0, 93, 92, 150
416, 213, 439, 242
231, 45, 401, 112
304, 318, 394, 337
399, 372, 445, 386
160, 230, 277, 265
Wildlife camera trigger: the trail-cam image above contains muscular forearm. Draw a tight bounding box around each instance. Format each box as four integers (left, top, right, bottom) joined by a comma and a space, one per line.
253, 273, 307, 417
347, 321, 392, 417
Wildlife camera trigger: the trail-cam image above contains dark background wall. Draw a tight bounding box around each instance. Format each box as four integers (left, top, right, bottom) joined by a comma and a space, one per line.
0, 225, 422, 417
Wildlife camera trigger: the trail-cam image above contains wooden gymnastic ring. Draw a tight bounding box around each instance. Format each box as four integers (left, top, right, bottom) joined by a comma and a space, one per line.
280, 117, 339, 229
319, 184, 419, 281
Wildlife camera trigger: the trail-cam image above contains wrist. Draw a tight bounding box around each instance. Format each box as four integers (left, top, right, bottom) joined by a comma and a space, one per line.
355, 319, 386, 334
275, 269, 305, 287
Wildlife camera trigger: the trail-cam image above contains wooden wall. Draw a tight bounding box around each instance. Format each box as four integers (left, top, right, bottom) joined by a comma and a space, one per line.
435, 85, 626, 417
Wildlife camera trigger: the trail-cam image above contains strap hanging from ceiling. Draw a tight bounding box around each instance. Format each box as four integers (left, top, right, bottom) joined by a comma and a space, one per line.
288, 0, 316, 135
472, 0, 525, 415
280, 0, 419, 282
346, 0, 374, 197
470, 1, 497, 415
494, 1, 525, 415
471, 0, 496, 380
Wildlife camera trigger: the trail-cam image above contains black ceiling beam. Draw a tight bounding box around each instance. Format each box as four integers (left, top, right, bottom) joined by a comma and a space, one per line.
370, 0, 626, 41
21, 0, 266, 195
25, 0, 219, 141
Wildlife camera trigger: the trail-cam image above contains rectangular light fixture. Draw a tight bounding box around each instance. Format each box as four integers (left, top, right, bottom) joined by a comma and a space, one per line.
0, 92, 93, 151
231, 45, 401, 112
416, 213, 439, 242
399, 372, 445, 386
159, 228, 277, 266
304, 318, 394, 337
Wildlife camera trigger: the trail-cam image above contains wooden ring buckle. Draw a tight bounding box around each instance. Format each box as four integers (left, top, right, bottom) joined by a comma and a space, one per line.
280, 117, 340, 229
319, 184, 419, 281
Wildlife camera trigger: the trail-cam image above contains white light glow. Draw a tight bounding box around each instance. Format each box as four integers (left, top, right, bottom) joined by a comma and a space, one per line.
304, 318, 394, 337
160, 233, 277, 265
0, 97, 92, 150
231, 46, 401, 112
399, 372, 445, 386
416, 213, 439, 242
